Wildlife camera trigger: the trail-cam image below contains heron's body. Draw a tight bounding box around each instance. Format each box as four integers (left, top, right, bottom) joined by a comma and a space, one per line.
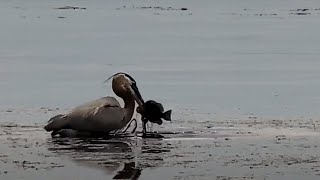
44, 73, 144, 136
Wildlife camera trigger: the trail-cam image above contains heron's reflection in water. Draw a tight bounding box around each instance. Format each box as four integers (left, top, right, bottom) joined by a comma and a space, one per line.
47, 134, 171, 179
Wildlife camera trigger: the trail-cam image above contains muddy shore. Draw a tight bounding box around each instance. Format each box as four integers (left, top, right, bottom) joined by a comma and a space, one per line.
1, 108, 320, 180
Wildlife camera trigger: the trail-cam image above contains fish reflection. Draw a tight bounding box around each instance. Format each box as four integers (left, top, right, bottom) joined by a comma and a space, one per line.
47, 136, 171, 179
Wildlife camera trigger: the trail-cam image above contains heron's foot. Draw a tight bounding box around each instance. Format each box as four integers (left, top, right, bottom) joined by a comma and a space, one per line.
141, 132, 163, 139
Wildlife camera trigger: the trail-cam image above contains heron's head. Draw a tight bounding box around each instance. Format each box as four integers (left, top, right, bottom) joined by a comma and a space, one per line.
107, 72, 144, 107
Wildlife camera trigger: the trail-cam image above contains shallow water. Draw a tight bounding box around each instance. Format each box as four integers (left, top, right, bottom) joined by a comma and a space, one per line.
1, 0, 320, 179
1, 0, 320, 119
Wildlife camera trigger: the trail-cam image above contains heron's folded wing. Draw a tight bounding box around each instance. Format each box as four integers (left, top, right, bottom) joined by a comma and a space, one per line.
68, 105, 124, 132
74, 96, 120, 111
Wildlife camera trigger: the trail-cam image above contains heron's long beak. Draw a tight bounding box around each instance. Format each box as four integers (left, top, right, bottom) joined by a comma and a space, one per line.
129, 83, 144, 107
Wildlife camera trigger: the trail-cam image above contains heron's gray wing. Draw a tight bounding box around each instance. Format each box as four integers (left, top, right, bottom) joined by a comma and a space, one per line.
74, 96, 120, 110
45, 96, 122, 133
66, 97, 126, 132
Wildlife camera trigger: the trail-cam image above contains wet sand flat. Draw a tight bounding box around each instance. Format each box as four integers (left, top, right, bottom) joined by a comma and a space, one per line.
1, 109, 320, 179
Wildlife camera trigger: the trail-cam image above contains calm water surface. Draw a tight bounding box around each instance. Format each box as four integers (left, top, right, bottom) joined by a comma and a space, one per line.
1, 0, 320, 125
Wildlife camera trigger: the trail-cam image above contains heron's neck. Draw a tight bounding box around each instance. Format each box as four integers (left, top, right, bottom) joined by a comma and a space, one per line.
121, 97, 135, 126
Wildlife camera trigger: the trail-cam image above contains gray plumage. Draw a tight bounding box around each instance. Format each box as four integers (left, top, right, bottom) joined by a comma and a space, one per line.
44, 73, 144, 136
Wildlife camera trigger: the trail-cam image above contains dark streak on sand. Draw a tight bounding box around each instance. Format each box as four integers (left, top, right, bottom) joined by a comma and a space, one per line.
55, 6, 86, 10
132, 6, 188, 11
289, 12, 311, 16
116, 6, 190, 15
227, 7, 320, 17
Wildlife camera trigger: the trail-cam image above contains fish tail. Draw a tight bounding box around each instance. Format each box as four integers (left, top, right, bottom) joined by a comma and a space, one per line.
44, 114, 68, 132
162, 110, 172, 121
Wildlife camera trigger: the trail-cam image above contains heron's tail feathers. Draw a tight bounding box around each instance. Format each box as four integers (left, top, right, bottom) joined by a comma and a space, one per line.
162, 110, 172, 121
44, 114, 68, 132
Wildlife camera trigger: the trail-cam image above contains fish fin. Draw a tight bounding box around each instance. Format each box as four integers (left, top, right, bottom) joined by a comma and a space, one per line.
162, 110, 172, 121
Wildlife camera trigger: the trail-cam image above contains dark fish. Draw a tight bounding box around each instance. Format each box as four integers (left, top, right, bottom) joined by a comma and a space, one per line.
137, 100, 172, 135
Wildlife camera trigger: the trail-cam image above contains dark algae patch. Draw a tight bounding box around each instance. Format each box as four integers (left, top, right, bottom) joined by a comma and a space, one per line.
115, 5, 192, 16
227, 7, 320, 17
55, 6, 86, 10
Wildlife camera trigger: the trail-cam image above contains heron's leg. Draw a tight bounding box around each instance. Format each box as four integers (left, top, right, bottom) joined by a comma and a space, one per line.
130, 119, 138, 133
142, 121, 147, 137
122, 118, 138, 133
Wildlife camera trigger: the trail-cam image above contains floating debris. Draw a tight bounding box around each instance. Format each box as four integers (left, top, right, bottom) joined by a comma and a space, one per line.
289, 8, 314, 15
290, 8, 309, 12
227, 7, 320, 17
289, 12, 311, 15
117, 6, 189, 12
254, 13, 277, 16
55, 6, 86, 10
1, 123, 18, 128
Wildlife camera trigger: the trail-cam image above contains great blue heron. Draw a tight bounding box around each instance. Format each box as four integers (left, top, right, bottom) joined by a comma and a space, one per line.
44, 72, 144, 136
